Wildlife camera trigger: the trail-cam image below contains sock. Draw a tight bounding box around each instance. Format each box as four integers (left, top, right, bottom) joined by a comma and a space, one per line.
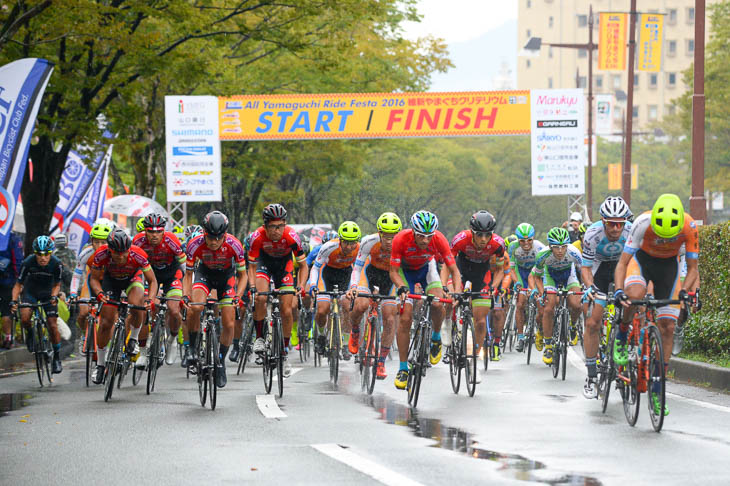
284, 337, 290, 349
494, 337, 501, 345
351, 325, 360, 336
183, 340, 189, 347
254, 320, 264, 338
53, 343, 61, 351
219, 344, 229, 361
378, 346, 390, 364
189, 332, 199, 349
232, 338, 240, 347
518, 333, 524, 340
617, 321, 629, 342
139, 339, 147, 347
97, 346, 107, 364
585, 356, 598, 377
399, 361, 408, 372
544, 338, 553, 346
130, 326, 141, 340
431, 331, 441, 341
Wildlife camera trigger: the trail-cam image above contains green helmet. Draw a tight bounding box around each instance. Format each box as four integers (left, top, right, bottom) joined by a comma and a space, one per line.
506, 234, 518, 245
651, 193, 684, 239
515, 223, 535, 239
546, 227, 570, 246
136, 217, 146, 233
377, 212, 402, 234
91, 220, 114, 240
338, 221, 362, 242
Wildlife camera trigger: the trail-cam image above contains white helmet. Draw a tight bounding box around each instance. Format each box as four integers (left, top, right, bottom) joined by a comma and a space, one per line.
569, 211, 583, 222
599, 196, 630, 219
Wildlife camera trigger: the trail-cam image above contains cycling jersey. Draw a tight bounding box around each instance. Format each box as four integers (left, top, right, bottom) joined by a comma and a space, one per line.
582, 221, 632, 269
507, 239, 545, 288
248, 225, 304, 261
531, 245, 582, 290
572, 239, 582, 253
450, 230, 505, 264
308, 239, 359, 298
18, 255, 63, 296
92, 245, 152, 281
350, 234, 391, 289
132, 231, 185, 273
186, 234, 246, 273
623, 211, 699, 260
306, 244, 322, 266
70, 243, 96, 295
390, 229, 454, 271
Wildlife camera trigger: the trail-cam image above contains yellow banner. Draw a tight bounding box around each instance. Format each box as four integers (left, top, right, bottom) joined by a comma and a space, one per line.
598, 13, 627, 71
218, 91, 530, 141
638, 14, 664, 72
608, 163, 638, 190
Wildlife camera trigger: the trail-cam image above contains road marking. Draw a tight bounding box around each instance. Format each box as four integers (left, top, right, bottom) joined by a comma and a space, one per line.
667, 393, 730, 414
256, 394, 286, 418
567, 347, 585, 371
273, 367, 302, 381
311, 443, 424, 486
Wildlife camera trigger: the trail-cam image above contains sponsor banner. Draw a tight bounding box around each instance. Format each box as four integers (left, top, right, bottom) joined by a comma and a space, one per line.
638, 14, 664, 72
595, 94, 614, 135
608, 163, 638, 190
165, 96, 222, 202
65, 158, 110, 254
217, 91, 530, 141
598, 13, 628, 71
530, 89, 585, 196
0, 58, 54, 250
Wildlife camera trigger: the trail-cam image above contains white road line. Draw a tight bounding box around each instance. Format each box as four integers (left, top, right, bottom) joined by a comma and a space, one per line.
567, 347, 585, 371
256, 394, 286, 418
273, 367, 302, 381
311, 443, 425, 486
667, 393, 730, 414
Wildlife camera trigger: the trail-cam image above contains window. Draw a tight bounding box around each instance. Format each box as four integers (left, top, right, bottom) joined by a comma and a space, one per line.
687, 7, 695, 23
577, 15, 588, 27
687, 39, 695, 55
667, 72, 677, 87
649, 73, 658, 88
634, 73, 639, 87
613, 75, 622, 89
648, 105, 658, 120
548, 77, 553, 89
578, 76, 587, 89
632, 106, 639, 120
666, 104, 676, 116
667, 40, 677, 57
668, 9, 677, 25
595, 75, 603, 88
578, 48, 587, 58
549, 16, 554, 28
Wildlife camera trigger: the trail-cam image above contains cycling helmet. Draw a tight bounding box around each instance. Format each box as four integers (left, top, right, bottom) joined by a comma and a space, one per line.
107, 228, 132, 252
470, 210, 497, 233
54, 234, 68, 248
243, 232, 254, 252
33, 235, 55, 253
136, 217, 145, 233
506, 234, 519, 245
515, 223, 535, 239
546, 227, 571, 246
377, 212, 402, 234
578, 223, 587, 236
322, 230, 338, 243
262, 203, 287, 223
338, 221, 362, 242
91, 220, 114, 240
570, 211, 583, 222
143, 213, 167, 231
410, 210, 438, 235
202, 211, 229, 237
599, 196, 630, 220
184, 225, 203, 242
651, 193, 684, 239
301, 240, 311, 256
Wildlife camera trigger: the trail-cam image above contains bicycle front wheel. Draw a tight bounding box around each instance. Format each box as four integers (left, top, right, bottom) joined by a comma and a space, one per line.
238, 312, 254, 375
551, 316, 561, 379
104, 326, 123, 402
463, 314, 478, 397
561, 312, 569, 381
647, 325, 665, 432
363, 315, 379, 395
526, 304, 536, 364
622, 354, 640, 426
329, 314, 340, 386
599, 325, 618, 414
209, 325, 219, 410
274, 318, 284, 399
84, 323, 96, 387
146, 322, 162, 395
407, 324, 427, 408
448, 317, 462, 395
263, 323, 274, 394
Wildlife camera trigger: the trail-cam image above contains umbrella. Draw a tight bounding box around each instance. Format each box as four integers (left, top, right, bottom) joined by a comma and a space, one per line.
104, 195, 167, 218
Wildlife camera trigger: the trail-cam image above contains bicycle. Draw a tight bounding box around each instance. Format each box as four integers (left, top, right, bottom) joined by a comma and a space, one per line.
184, 299, 221, 410
500, 287, 518, 353
544, 287, 584, 381
449, 283, 482, 397
75, 298, 102, 387
587, 284, 617, 413
612, 291, 699, 432
404, 292, 452, 408
235, 300, 255, 376
18, 302, 54, 387
315, 286, 348, 386
355, 288, 394, 395
257, 284, 296, 398
297, 294, 313, 363
145, 297, 179, 395
102, 296, 148, 402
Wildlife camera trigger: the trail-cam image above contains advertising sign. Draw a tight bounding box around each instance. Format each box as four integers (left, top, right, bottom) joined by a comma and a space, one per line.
638, 14, 664, 72
595, 94, 614, 135
165, 96, 221, 202
608, 163, 638, 190
217, 91, 530, 141
598, 13, 628, 71
530, 89, 585, 196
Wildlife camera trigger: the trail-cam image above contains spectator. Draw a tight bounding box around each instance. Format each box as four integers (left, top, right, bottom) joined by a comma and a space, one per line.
1, 232, 24, 348
53, 234, 77, 297
562, 212, 584, 243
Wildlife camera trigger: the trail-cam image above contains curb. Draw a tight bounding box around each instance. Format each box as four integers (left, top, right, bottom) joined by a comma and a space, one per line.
669, 357, 730, 392
0, 340, 75, 369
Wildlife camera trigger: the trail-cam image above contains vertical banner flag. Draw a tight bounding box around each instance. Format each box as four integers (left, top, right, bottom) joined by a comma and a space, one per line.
531, 89, 586, 196
50, 131, 114, 234
65, 156, 110, 254
638, 14, 664, 72
595, 94, 614, 135
0, 58, 54, 250
165, 96, 222, 202
608, 163, 638, 190
598, 13, 628, 71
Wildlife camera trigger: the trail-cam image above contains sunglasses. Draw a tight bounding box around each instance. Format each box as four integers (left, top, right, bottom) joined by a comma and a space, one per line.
604, 220, 626, 229
414, 232, 433, 238
34, 251, 52, 256
519, 238, 533, 243
474, 231, 492, 238
205, 234, 225, 241
550, 244, 568, 250
266, 223, 286, 231
146, 229, 164, 234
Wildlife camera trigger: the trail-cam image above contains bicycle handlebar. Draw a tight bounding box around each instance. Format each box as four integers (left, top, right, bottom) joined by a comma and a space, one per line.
406, 293, 452, 304
103, 299, 148, 311
356, 293, 397, 300
258, 290, 297, 297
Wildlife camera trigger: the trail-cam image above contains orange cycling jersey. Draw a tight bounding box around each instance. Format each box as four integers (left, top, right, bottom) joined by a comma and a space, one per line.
624, 211, 699, 260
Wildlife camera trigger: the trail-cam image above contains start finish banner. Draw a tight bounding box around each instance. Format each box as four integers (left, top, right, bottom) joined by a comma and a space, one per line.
218, 91, 530, 140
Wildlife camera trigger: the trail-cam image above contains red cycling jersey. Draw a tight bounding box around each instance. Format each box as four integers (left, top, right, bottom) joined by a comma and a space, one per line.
248, 225, 304, 261
92, 245, 151, 280
132, 232, 185, 270
450, 230, 506, 265
186, 234, 246, 272
390, 229, 455, 271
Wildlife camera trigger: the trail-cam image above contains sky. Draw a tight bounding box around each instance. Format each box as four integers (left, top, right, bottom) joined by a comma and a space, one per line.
402, 1, 518, 92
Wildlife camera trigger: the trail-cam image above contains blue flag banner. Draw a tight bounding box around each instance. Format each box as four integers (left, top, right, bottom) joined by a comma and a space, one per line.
0, 58, 54, 251
63, 153, 110, 254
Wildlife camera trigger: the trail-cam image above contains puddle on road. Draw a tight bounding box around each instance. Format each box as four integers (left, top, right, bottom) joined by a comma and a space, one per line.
363, 394, 602, 485
0, 393, 33, 417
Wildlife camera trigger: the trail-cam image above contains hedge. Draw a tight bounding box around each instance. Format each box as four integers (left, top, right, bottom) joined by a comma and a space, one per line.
683, 221, 730, 358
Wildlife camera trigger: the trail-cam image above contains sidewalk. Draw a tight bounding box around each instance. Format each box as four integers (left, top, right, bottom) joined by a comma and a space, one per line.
669, 357, 730, 392
0, 340, 75, 369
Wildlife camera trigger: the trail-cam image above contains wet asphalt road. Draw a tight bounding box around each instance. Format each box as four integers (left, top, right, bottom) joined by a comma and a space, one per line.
2, 344, 729, 486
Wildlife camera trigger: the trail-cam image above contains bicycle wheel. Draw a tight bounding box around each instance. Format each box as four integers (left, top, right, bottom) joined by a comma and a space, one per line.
104, 326, 122, 402
84, 322, 95, 387
146, 320, 161, 395
237, 312, 252, 375
647, 325, 666, 432
209, 325, 219, 410
408, 324, 427, 408
274, 318, 284, 398
561, 311, 569, 381
551, 315, 561, 379
526, 303, 536, 364
198, 336, 207, 406
312, 322, 321, 367
463, 314, 478, 397
622, 351, 640, 426
599, 325, 617, 414
298, 309, 308, 363
359, 320, 368, 391
263, 322, 273, 394
364, 315, 379, 395
330, 314, 341, 386
449, 315, 462, 394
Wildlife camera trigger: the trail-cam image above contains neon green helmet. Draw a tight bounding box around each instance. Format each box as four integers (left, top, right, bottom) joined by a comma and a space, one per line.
136, 217, 145, 233
338, 221, 362, 242
91, 220, 114, 240
651, 193, 684, 239
515, 223, 535, 239
377, 212, 402, 234
546, 227, 570, 246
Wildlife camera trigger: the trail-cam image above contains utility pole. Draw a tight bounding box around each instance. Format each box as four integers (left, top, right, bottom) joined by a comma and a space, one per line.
622, 0, 637, 205
690, 0, 707, 223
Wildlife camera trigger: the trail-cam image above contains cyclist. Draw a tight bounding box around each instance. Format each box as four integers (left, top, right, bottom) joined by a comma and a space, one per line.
182, 224, 203, 252
1, 231, 23, 349
507, 223, 546, 352
182, 211, 246, 387
306, 230, 337, 267
52, 234, 76, 296
69, 219, 115, 354
614, 194, 699, 416
528, 227, 582, 366
10, 236, 64, 373
306, 221, 361, 360
390, 210, 462, 390
564, 212, 584, 243
447, 211, 505, 371
228, 232, 254, 363
572, 223, 587, 254
346, 212, 402, 379
248, 204, 308, 378
132, 213, 186, 367
88, 229, 158, 384
581, 196, 632, 398
178, 224, 203, 363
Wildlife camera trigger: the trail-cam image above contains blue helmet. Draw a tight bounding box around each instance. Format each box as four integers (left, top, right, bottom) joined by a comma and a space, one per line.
33, 235, 55, 253
322, 230, 338, 243
515, 223, 535, 239
410, 210, 439, 235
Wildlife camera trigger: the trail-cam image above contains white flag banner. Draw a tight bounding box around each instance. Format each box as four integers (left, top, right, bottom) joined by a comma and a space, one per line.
595, 94, 614, 135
